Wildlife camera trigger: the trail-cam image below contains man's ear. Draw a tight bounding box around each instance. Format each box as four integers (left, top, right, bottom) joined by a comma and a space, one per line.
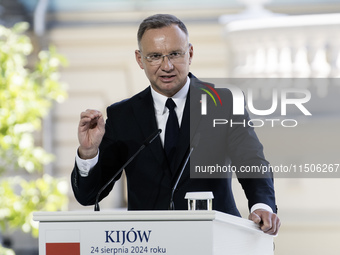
188, 43, 194, 65
135, 50, 144, 70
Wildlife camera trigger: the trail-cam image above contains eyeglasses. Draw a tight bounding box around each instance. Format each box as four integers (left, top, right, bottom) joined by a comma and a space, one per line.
139, 47, 190, 66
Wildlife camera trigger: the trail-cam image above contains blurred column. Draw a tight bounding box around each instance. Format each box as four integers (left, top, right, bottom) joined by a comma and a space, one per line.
34, 0, 54, 175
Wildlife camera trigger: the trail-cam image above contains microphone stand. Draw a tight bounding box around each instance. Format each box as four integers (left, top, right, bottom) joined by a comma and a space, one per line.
169, 133, 200, 210
94, 129, 161, 211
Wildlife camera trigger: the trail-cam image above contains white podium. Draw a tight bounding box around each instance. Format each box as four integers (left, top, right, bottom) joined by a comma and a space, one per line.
33, 210, 274, 255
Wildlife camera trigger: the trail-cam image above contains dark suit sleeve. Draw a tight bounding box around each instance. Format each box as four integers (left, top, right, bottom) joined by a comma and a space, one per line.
71, 160, 106, 206
224, 90, 277, 213
71, 105, 127, 206
189, 81, 277, 214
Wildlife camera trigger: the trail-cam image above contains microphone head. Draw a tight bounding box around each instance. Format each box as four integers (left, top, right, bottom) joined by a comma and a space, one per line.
191, 132, 201, 149
144, 129, 162, 146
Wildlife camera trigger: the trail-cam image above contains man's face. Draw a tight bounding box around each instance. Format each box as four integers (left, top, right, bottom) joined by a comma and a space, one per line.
135, 25, 193, 97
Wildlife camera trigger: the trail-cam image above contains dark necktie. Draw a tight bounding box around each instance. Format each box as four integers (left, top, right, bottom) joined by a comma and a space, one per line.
164, 98, 179, 172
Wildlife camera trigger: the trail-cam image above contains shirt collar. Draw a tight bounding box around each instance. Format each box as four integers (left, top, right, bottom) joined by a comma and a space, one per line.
151, 76, 190, 115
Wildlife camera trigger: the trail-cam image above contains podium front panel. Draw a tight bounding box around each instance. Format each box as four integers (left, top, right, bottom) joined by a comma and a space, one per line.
34, 210, 273, 255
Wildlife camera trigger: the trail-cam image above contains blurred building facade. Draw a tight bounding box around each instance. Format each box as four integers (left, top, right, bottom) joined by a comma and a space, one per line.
1, 0, 340, 254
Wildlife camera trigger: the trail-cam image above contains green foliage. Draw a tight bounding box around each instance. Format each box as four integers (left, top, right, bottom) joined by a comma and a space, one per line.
0, 22, 69, 253
0, 22, 67, 173
0, 245, 15, 255
0, 175, 68, 237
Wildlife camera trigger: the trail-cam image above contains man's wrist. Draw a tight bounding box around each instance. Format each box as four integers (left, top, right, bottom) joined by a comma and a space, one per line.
78, 147, 98, 160
76, 149, 99, 177
250, 203, 274, 214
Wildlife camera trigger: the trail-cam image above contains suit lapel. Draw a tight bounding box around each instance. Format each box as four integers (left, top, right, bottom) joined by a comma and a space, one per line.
172, 76, 215, 185
132, 87, 166, 170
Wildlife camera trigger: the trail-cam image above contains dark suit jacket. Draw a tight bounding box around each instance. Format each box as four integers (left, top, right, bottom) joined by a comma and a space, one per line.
71, 74, 277, 216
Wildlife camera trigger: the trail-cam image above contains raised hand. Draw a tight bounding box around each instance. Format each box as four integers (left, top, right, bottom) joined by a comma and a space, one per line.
78, 109, 105, 159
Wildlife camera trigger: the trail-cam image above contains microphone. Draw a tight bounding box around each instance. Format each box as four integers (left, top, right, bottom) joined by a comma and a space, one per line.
169, 133, 200, 210
94, 129, 162, 211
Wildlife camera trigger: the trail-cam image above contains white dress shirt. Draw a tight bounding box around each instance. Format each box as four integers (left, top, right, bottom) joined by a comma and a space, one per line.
151, 77, 189, 146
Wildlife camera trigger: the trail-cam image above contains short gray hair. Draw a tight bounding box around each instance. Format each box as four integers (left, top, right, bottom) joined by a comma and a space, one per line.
137, 14, 189, 48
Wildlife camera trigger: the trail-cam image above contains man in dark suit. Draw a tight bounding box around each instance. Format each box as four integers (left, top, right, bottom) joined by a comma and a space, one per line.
71, 14, 280, 235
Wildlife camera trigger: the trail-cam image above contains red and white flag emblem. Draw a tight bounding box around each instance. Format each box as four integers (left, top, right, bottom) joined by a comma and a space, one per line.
46, 243, 80, 255
45, 229, 80, 255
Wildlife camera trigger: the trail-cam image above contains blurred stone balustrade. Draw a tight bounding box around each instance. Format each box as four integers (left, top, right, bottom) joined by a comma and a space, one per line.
222, 13, 340, 79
